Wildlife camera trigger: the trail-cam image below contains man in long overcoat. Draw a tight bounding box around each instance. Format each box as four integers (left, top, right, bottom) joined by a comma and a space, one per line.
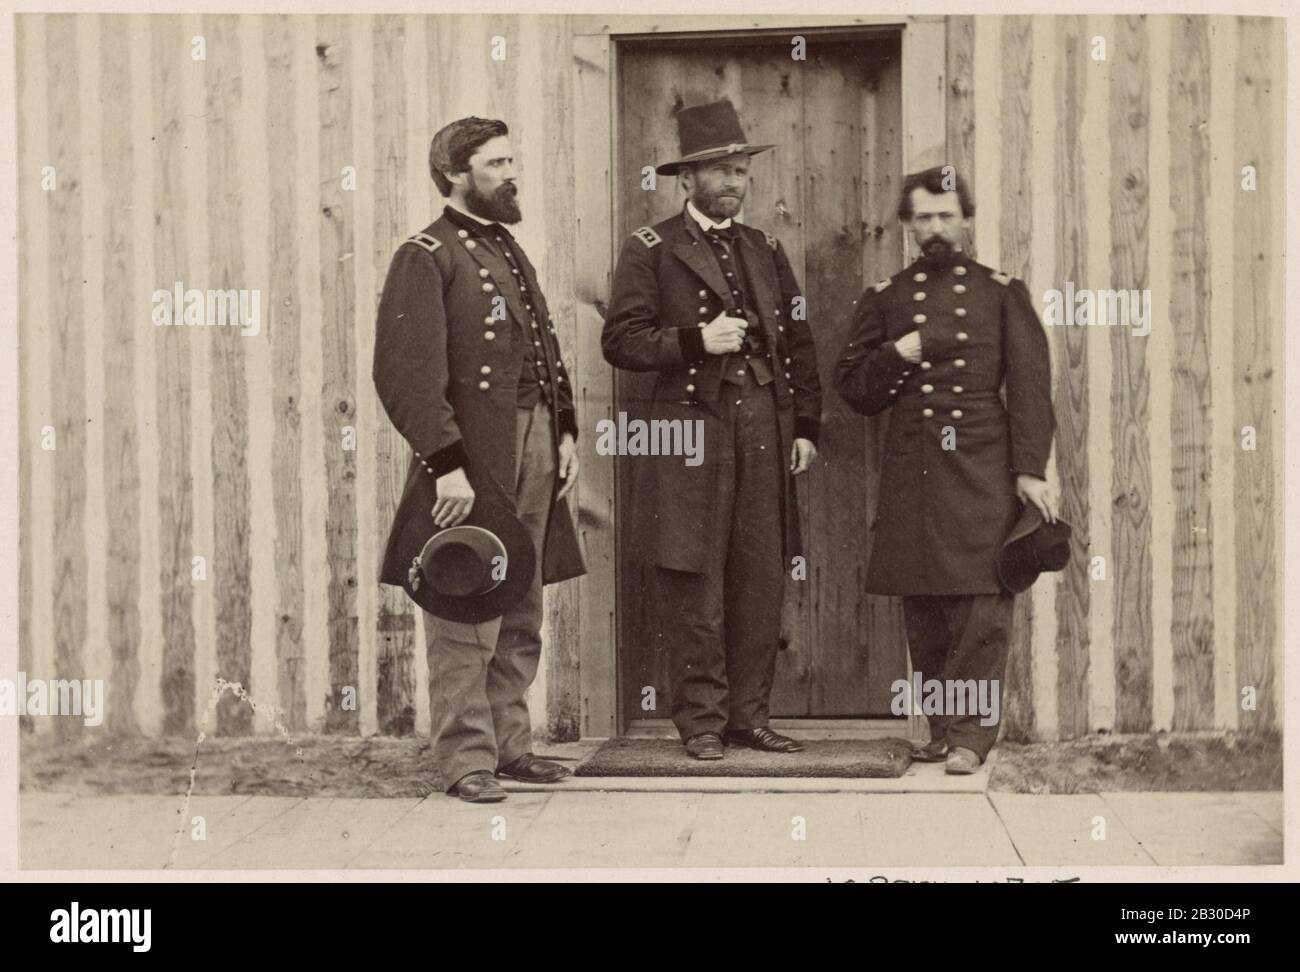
602, 100, 822, 760
834, 166, 1056, 773
374, 116, 585, 802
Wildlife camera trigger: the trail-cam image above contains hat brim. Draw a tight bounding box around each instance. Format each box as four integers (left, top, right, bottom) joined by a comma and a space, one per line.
393, 494, 536, 623
996, 505, 1073, 594
656, 143, 775, 176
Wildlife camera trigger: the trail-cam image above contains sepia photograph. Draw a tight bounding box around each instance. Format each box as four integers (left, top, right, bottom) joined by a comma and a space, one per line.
1, 1, 1290, 886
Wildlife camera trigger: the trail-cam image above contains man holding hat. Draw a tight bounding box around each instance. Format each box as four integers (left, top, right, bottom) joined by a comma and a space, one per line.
833, 165, 1061, 774
603, 99, 822, 760
374, 116, 585, 802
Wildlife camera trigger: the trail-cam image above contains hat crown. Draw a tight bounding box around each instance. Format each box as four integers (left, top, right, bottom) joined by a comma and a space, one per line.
675, 99, 751, 161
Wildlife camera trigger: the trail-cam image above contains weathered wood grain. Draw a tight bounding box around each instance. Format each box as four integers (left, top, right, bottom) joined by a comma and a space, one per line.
945, 14, 976, 249
1168, 15, 1215, 730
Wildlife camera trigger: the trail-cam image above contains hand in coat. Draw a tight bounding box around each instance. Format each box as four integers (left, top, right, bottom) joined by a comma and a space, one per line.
701, 311, 748, 355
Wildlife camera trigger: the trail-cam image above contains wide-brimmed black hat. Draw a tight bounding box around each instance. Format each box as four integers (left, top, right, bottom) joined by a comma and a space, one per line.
655, 99, 774, 176
393, 492, 535, 623
997, 504, 1073, 594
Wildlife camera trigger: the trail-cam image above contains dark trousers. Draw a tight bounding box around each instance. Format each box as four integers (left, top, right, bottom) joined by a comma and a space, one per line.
655, 368, 785, 741
423, 404, 555, 790
902, 592, 1015, 760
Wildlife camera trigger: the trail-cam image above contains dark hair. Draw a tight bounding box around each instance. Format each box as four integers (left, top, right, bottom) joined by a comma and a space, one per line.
428, 117, 509, 197
897, 165, 975, 221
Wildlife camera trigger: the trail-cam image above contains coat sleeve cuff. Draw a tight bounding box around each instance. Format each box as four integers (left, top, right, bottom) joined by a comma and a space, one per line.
422, 439, 468, 478
794, 416, 820, 448
676, 326, 708, 365
558, 408, 579, 442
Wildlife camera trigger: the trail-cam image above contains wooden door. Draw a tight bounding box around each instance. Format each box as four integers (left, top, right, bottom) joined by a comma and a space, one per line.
615, 31, 908, 720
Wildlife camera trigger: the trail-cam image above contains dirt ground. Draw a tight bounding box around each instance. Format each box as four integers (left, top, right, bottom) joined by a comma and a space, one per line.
19, 730, 1281, 797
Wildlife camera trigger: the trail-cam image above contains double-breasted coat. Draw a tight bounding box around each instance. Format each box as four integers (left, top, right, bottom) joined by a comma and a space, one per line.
602, 208, 822, 572
833, 253, 1053, 595
373, 210, 585, 590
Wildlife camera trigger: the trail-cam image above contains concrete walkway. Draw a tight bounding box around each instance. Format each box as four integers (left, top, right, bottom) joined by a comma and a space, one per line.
21, 783, 1282, 870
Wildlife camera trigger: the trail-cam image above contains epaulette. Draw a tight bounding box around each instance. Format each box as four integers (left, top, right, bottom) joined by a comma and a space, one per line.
763, 230, 778, 250
405, 232, 442, 254
991, 270, 1012, 286
632, 226, 662, 248
872, 278, 892, 293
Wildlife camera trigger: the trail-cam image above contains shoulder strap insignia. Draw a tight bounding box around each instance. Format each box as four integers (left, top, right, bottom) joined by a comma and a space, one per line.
405, 232, 442, 254
632, 226, 662, 248
991, 270, 1012, 286
873, 278, 892, 293
764, 230, 778, 250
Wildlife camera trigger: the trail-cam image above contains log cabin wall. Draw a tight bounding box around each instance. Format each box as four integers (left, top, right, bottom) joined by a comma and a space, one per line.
14, 14, 1283, 742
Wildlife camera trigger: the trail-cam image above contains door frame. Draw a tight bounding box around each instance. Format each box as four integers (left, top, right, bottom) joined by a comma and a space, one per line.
571, 14, 949, 739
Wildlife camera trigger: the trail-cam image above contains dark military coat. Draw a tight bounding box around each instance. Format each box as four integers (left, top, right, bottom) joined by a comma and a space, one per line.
373, 209, 585, 589
601, 207, 822, 573
833, 253, 1053, 595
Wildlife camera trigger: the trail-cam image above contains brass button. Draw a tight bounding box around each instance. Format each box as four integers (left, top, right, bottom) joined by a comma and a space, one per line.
914, 272, 927, 282
784, 357, 792, 364
685, 384, 695, 393
954, 265, 967, 276
688, 367, 697, 375
957, 332, 968, 341
953, 284, 967, 294
913, 314, 926, 324
484, 330, 496, 341
889, 389, 897, 395
482, 282, 494, 293
955, 358, 966, 368
465, 240, 477, 250
478, 381, 490, 391
480, 365, 491, 375
784, 372, 792, 379
483, 316, 494, 325
920, 361, 931, 370
698, 290, 707, 298
457, 229, 469, 239
922, 408, 934, 418
913, 292, 926, 302
737, 369, 746, 376
895, 379, 904, 386
951, 409, 963, 419
921, 383, 934, 393
955, 308, 967, 317
699, 306, 708, 314
953, 385, 963, 393
478, 268, 490, 278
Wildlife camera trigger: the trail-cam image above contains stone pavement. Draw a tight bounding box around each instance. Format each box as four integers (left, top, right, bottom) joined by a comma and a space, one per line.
20, 766, 1282, 870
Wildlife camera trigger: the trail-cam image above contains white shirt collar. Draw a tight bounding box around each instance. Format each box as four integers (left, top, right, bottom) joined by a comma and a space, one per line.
686, 199, 733, 232
447, 198, 495, 227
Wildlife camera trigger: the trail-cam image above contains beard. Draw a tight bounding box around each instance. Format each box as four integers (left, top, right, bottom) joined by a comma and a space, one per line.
464, 176, 522, 225
919, 235, 957, 268
691, 184, 744, 222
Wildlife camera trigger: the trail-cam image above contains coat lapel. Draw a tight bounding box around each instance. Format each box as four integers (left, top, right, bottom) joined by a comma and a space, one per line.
735, 230, 782, 347
443, 219, 532, 328
670, 214, 736, 309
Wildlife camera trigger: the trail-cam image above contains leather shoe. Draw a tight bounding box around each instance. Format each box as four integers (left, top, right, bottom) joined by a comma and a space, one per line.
497, 753, 571, 783
945, 746, 982, 775
685, 732, 724, 760
912, 738, 949, 763
724, 727, 805, 753
450, 770, 507, 803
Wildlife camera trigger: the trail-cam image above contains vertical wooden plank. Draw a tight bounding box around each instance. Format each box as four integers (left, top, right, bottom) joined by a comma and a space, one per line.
352, 15, 378, 739
16, 13, 43, 735
204, 13, 254, 735
998, 14, 1034, 740
47, 13, 88, 741
296, 15, 329, 730
573, 30, 617, 737
100, 14, 141, 733
130, 14, 163, 734
242, 14, 278, 731
801, 47, 872, 715
971, 17, 1000, 268
317, 14, 360, 733
1109, 14, 1153, 733
265, 14, 307, 730
1052, 16, 1090, 739
539, 15, 582, 740
1168, 15, 1215, 730
901, 18, 947, 193
371, 13, 417, 735
1233, 16, 1279, 731
1084, 13, 1116, 733
945, 15, 976, 232
1208, 15, 1238, 731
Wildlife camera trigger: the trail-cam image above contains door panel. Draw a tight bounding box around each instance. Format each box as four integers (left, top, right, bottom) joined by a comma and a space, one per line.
615, 34, 907, 720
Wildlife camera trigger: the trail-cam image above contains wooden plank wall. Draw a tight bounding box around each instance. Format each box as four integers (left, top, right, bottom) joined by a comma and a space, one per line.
15, 14, 1283, 741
